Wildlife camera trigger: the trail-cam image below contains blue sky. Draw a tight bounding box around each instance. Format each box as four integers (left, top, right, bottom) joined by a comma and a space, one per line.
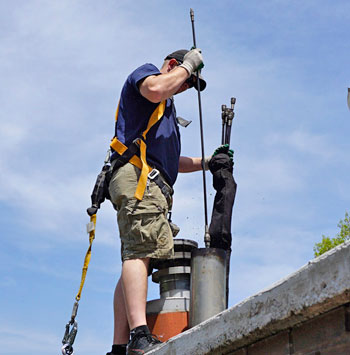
1, 1, 349, 354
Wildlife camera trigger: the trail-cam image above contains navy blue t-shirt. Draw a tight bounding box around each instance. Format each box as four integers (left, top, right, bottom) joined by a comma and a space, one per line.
113, 63, 181, 186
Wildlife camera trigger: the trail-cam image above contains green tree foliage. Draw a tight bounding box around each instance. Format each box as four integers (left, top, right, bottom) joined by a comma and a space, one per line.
313, 211, 350, 257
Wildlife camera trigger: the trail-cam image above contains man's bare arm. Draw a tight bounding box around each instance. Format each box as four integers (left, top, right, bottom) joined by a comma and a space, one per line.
139, 67, 188, 103
179, 156, 205, 173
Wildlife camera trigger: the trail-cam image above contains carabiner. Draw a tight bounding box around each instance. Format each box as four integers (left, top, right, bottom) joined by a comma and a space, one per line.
62, 343, 74, 355
62, 319, 77, 354
104, 148, 111, 166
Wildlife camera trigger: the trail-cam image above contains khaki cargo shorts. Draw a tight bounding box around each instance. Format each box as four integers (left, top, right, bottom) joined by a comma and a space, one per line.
108, 162, 174, 262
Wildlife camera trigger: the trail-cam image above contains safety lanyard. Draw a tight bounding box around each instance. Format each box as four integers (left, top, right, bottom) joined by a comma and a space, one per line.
61, 214, 96, 355
76, 214, 96, 301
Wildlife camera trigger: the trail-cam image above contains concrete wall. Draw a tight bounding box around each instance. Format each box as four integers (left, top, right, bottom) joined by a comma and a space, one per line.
231, 305, 350, 354
148, 240, 350, 354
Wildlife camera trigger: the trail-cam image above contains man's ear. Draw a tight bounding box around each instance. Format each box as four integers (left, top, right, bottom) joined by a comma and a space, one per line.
167, 58, 178, 72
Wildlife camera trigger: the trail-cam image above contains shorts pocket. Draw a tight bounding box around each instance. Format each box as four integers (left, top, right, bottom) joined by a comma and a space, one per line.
120, 202, 171, 253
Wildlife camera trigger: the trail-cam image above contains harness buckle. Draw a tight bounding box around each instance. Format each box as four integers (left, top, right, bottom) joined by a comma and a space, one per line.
132, 137, 143, 146
148, 169, 160, 180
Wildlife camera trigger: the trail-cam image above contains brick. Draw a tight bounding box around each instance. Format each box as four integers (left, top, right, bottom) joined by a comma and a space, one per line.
293, 306, 350, 354
247, 331, 289, 355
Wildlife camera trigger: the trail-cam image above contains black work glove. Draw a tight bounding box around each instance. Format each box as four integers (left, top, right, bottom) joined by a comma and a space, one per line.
212, 144, 234, 162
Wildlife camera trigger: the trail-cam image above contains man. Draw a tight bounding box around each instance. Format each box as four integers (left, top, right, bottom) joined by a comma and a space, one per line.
106, 48, 206, 355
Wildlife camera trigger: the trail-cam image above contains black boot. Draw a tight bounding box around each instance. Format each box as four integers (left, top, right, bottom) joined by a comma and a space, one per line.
126, 325, 162, 355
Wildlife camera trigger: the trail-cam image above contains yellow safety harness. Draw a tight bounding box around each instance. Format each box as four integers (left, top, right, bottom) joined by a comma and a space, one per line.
61, 99, 168, 354
110, 100, 166, 200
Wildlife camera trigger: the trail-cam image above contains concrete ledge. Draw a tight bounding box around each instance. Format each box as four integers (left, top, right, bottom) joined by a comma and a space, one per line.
148, 241, 350, 355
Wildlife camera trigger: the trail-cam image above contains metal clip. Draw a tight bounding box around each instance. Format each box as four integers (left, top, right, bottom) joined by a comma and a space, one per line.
61, 301, 79, 354
104, 148, 111, 166
132, 137, 142, 146
71, 301, 79, 320
62, 320, 77, 354
62, 343, 74, 355
176, 116, 192, 127
146, 179, 150, 195
148, 169, 159, 180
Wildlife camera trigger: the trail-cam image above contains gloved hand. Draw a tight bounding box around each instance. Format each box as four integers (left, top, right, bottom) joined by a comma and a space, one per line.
212, 144, 234, 162
203, 144, 234, 170
180, 48, 204, 77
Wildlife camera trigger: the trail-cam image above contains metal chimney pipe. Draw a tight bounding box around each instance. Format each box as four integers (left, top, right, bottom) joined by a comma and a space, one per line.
189, 248, 227, 327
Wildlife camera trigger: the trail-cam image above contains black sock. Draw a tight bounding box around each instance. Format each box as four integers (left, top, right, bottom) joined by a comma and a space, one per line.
111, 344, 127, 354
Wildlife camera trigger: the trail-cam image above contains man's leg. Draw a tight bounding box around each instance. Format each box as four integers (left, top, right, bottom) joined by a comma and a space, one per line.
113, 277, 130, 344
121, 258, 162, 354
121, 258, 149, 329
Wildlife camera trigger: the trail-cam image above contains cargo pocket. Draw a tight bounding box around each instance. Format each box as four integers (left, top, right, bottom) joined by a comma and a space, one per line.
121, 202, 168, 254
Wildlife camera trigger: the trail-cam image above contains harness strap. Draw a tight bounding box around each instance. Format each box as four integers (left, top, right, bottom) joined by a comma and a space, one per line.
137, 138, 149, 200
75, 214, 96, 301
148, 169, 173, 203
110, 100, 166, 200
110, 140, 140, 170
